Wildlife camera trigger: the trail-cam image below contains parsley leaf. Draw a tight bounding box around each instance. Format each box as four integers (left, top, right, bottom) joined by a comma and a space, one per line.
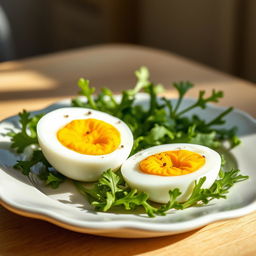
172, 81, 194, 115
14, 150, 45, 175
6, 66, 247, 213
78, 79, 97, 109
72, 67, 238, 152
7, 110, 42, 153
176, 89, 224, 117
7, 110, 65, 188
40, 170, 66, 189
14, 150, 65, 188
75, 169, 248, 217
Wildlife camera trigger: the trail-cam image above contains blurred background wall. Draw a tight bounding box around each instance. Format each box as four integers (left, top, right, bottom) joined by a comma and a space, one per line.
0, 0, 255, 82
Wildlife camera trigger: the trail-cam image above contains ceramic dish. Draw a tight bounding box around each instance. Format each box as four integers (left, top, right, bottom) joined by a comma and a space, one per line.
0, 95, 256, 238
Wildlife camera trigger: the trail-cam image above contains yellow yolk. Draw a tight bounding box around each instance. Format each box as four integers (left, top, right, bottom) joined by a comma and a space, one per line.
57, 119, 121, 155
139, 150, 205, 176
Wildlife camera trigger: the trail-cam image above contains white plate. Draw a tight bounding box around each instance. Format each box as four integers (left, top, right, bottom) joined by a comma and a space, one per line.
0, 95, 256, 238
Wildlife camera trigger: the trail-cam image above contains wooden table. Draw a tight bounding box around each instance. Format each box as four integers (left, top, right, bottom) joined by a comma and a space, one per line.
1, 44, 256, 256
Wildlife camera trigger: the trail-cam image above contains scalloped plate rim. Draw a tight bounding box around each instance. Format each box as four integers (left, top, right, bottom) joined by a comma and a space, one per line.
0, 94, 256, 238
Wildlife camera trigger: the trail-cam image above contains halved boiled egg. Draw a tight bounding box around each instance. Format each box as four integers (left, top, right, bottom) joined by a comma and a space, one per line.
37, 107, 133, 181
121, 143, 221, 203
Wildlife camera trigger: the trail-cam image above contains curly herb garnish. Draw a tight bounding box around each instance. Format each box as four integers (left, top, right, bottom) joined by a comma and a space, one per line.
5, 66, 248, 216
74, 169, 248, 217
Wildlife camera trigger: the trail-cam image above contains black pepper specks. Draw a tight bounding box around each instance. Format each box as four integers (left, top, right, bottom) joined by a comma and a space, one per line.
85, 111, 92, 115
64, 115, 69, 118
163, 163, 167, 167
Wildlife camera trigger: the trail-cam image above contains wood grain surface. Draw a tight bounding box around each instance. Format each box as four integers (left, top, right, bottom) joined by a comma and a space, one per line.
0, 44, 256, 256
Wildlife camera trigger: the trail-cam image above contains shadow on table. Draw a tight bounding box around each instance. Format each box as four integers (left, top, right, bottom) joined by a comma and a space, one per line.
0, 206, 199, 256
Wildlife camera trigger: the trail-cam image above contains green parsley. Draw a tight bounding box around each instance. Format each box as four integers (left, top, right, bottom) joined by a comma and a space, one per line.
14, 149, 66, 189
74, 168, 248, 217
6, 66, 248, 216
72, 67, 240, 154
7, 111, 65, 188
7, 110, 42, 153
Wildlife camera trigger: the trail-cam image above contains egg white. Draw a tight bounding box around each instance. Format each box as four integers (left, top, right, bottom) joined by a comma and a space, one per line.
121, 143, 221, 204
37, 107, 133, 181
